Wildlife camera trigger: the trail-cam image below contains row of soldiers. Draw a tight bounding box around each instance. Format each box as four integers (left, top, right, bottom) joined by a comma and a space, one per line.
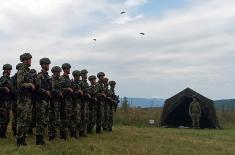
0, 53, 119, 146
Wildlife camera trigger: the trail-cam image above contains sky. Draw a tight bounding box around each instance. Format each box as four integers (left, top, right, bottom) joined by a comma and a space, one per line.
0, 0, 235, 100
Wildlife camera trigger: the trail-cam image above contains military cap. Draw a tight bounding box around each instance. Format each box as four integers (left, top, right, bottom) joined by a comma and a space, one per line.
51, 66, 62, 73
3, 64, 12, 70
29, 69, 37, 74
97, 72, 105, 78
104, 77, 109, 82
109, 81, 116, 86
20, 53, 32, 62
40, 57, 51, 65
16, 63, 23, 70
62, 63, 71, 69
72, 70, 81, 77
88, 75, 96, 81
81, 69, 88, 75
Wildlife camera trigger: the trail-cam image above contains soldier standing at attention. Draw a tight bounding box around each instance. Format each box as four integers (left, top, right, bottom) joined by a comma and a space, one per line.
16, 53, 35, 146
59, 63, 73, 140
11, 63, 23, 136
103, 77, 109, 132
80, 69, 90, 137
48, 66, 62, 141
96, 72, 106, 134
71, 70, 82, 138
88, 75, 98, 134
0, 64, 13, 138
189, 96, 201, 129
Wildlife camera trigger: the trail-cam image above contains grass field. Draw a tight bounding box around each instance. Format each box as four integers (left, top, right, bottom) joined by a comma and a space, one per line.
0, 124, 235, 155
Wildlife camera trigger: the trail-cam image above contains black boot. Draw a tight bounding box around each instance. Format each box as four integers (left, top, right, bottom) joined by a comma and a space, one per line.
28, 128, 34, 135
103, 128, 108, 132
79, 130, 87, 137
49, 134, 56, 141
108, 127, 112, 132
36, 135, 45, 145
96, 127, 101, 134
60, 131, 67, 140
17, 138, 23, 147
22, 136, 27, 146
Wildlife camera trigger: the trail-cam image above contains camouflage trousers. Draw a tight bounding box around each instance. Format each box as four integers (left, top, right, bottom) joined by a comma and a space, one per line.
11, 100, 17, 134
107, 103, 115, 131
60, 97, 73, 134
80, 101, 89, 134
36, 99, 49, 136
191, 113, 201, 128
48, 100, 61, 137
0, 100, 11, 135
96, 101, 104, 129
102, 102, 109, 130
16, 95, 32, 139
29, 99, 37, 131
71, 99, 81, 132
88, 102, 96, 131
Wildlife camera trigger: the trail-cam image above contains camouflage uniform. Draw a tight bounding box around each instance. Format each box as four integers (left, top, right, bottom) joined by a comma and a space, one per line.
35, 58, 51, 145
28, 69, 37, 135
16, 53, 33, 146
80, 69, 90, 137
48, 66, 62, 140
0, 64, 13, 138
189, 97, 201, 129
88, 75, 98, 134
103, 78, 109, 131
11, 63, 23, 136
71, 70, 82, 138
59, 63, 73, 140
107, 81, 118, 132
96, 72, 106, 133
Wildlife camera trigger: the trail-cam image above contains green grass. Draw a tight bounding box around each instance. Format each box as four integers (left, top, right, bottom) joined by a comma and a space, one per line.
0, 125, 235, 155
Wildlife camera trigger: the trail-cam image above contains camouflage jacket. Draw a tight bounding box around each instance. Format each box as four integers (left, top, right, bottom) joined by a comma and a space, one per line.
0, 74, 12, 100
51, 75, 61, 99
17, 64, 32, 92
36, 70, 51, 100
59, 74, 72, 98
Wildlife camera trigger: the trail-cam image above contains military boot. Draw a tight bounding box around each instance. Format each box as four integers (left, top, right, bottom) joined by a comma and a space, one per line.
22, 136, 27, 146
96, 127, 102, 134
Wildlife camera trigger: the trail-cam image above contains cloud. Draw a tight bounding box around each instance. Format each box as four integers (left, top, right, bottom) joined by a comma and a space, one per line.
0, 0, 234, 99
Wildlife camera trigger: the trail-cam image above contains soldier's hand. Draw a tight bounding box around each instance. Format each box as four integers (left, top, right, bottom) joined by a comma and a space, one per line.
4, 87, 10, 93
30, 83, 36, 91
59, 92, 63, 97
68, 88, 73, 93
46, 91, 51, 97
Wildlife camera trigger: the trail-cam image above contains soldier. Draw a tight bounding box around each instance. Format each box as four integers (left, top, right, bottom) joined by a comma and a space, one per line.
103, 77, 109, 131
28, 69, 37, 135
48, 66, 62, 141
96, 72, 106, 134
59, 63, 73, 140
0, 64, 13, 138
189, 96, 201, 129
11, 63, 23, 136
35, 58, 51, 145
71, 70, 82, 138
79, 69, 90, 137
88, 75, 97, 134
107, 81, 118, 132
16, 53, 35, 146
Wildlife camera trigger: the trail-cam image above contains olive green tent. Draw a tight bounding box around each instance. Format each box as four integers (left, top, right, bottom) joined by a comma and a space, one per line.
160, 88, 221, 129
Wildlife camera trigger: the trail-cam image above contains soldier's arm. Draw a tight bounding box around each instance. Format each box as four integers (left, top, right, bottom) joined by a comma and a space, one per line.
189, 103, 192, 115
36, 74, 48, 95
17, 70, 32, 90
198, 102, 202, 115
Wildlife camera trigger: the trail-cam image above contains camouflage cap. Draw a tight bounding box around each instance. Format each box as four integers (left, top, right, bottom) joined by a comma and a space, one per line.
81, 69, 88, 75
104, 77, 109, 82
97, 72, 105, 78
51, 66, 62, 73
3, 64, 12, 70
16, 63, 23, 70
20, 53, 32, 62
72, 70, 81, 77
88, 75, 96, 81
29, 69, 37, 74
62, 63, 71, 69
109, 81, 116, 86
40, 57, 51, 65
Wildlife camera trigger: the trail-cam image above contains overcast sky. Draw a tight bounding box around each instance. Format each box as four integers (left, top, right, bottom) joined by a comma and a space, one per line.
0, 0, 234, 100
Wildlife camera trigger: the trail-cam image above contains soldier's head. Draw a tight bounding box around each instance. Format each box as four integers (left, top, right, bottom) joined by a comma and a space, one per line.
3, 64, 12, 76
40, 57, 51, 71
16, 63, 23, 71
109, 81, 116, 89
81, 69, 88, 80
88, 75, 96, 85
97, 72, 105, 81
51, 66, 62, 77
192, 95, 198, 102
62, 63, 71, 75
20, 53, 32, 67
104, 77, 109, 86
72, 70, 81, 81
